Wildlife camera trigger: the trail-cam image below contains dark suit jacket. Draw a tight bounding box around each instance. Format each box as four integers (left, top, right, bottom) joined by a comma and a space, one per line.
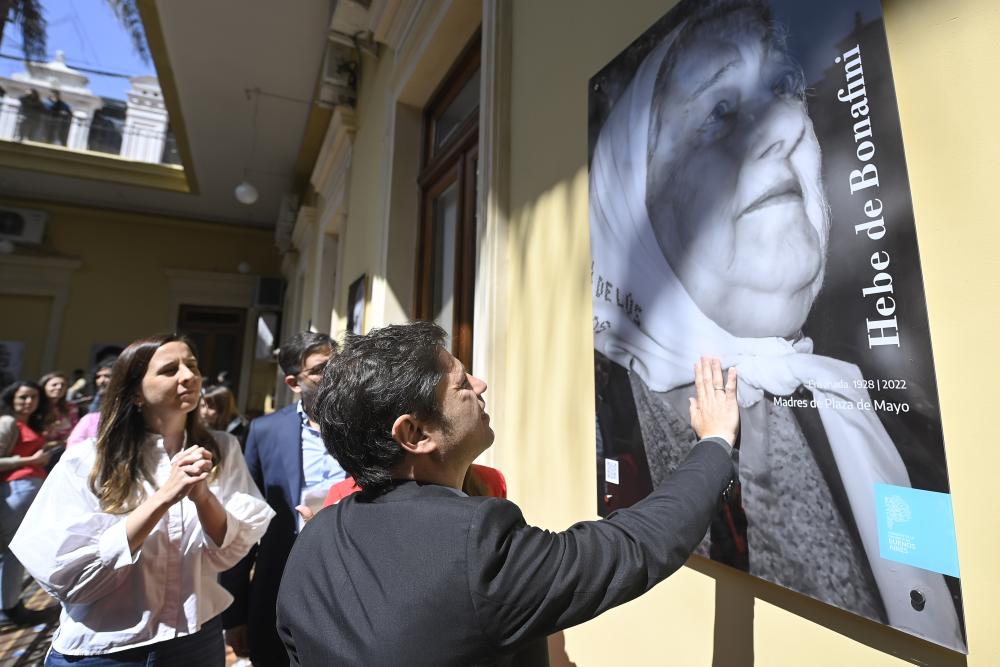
276, 439, 735, 666
220, 403, 303, 666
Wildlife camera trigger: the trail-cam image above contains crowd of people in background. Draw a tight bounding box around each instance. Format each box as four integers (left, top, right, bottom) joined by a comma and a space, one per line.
0, 331, 520, 665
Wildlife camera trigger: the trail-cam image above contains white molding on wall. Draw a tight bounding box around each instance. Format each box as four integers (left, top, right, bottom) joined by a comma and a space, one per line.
290, 206, 319, 255
310, 107, 357, 225
310, 109, 355, 335
370, 1, 442, 332
329, 218, 350, 335
390, 0, 453, 102
280, 248, 300, 281
0, 254, 82, 372
164, 269, 256, 310
288, 206, 317, 332
164, 268, 257, 413
369, 0, 427, 53
472, 0, 512, 468
369, 94, 399, 333
371, 0, 480, 333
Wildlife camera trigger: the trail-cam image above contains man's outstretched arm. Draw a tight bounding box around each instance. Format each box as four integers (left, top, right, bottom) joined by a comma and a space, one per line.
469, 357, 739, 647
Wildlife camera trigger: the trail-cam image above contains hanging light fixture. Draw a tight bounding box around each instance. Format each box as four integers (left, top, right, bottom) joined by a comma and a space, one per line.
235, 87, 260, 205
235, 182, 259, 205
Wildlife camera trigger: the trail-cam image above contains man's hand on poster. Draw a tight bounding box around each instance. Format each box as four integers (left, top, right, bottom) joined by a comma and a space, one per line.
689, 356, 739, 447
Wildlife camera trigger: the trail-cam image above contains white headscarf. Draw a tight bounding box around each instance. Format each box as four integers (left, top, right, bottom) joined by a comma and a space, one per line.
589, 19, 962, 649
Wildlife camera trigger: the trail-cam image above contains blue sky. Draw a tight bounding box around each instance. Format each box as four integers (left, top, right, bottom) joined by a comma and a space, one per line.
1, 0, 155, 101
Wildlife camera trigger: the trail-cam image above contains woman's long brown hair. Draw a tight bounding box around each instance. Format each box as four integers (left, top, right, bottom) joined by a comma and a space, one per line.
37, 371, 70, 426
89, 333, 222, 514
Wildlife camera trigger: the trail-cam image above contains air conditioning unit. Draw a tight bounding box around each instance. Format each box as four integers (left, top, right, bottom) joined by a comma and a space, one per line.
0, 207, 47, 245
318, 39, 359, 108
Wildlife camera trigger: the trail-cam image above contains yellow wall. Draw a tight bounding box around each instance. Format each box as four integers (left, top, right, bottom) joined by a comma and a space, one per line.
500, 0, 998, 665
0, 198, 281, 411
0, 294, 51, 380
336, 49, 394, 334
329, 3, 480, 335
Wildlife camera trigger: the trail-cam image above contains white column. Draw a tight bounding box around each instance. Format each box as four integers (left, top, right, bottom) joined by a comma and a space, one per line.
0, 97, 20, 140
121, 118, 167, 162
121, 77, 168, 163
65, 109, 93, 151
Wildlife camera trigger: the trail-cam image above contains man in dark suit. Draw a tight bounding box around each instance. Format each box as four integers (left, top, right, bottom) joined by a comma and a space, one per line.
277, 322, 740, 666
221, 332, 347, 666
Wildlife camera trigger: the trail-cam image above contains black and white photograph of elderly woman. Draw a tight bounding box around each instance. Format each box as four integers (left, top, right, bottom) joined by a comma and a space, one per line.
589, 0, 965, 652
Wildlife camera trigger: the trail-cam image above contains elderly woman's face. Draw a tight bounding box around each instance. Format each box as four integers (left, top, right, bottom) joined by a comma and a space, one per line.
646, 17, 829, 337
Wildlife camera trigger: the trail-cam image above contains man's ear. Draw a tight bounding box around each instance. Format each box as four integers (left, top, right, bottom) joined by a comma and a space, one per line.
391, 414, 435, 454
284, 374, 302, 395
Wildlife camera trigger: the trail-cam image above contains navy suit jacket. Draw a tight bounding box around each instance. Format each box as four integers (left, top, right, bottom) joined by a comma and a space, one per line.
220, 403, 303, 664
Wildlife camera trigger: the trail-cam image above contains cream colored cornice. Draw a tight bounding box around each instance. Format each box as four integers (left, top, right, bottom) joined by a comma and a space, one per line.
0, 141, 188, 192
0, 254, 82, 273
368, 0, 425, 51
136, 0, 199, 194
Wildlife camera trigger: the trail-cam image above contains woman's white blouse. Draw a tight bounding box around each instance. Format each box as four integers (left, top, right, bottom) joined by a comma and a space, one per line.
10, 431, 275, 655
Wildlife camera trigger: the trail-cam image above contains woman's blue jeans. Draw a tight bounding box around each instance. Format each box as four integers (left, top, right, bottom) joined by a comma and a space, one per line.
0, 477, 43, 610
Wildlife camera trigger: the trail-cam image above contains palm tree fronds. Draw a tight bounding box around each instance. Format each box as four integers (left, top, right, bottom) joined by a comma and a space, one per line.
8, 0, 48, 62
104, 0, 150, 64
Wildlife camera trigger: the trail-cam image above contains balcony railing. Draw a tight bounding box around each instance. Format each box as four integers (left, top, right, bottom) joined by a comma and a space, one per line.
0, 102, 180, 166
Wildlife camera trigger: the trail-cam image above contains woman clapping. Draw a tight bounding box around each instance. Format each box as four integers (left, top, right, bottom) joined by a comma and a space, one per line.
11, 334, 274, 665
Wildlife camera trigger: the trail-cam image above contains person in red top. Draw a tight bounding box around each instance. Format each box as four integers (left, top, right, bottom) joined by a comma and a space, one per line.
0, 381, 56, 626
323, 463, 507, 507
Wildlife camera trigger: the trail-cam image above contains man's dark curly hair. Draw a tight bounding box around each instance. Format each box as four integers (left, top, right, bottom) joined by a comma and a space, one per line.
314, 321, 447, 498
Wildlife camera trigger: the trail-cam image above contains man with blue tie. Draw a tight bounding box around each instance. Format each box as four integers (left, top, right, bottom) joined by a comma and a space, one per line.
221, 331, 346, 666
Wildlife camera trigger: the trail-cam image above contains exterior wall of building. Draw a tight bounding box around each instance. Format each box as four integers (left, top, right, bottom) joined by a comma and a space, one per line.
333, 49, 394, 334
0, 293, 52, 380
0, 197, 281, 413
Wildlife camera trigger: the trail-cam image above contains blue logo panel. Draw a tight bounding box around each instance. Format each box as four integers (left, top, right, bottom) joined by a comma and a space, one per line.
875, 484, 960, 577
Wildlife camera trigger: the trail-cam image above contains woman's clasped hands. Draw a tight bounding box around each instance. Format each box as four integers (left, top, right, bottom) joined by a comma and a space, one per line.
157, 446, 215, 506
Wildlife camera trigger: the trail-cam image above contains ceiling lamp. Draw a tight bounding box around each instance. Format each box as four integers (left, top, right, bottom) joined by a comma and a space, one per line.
235, 181, 259, 205
236, 87, 261, 206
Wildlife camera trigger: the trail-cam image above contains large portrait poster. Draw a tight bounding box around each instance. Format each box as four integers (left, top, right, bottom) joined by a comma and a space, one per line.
589, 0, 965, 651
